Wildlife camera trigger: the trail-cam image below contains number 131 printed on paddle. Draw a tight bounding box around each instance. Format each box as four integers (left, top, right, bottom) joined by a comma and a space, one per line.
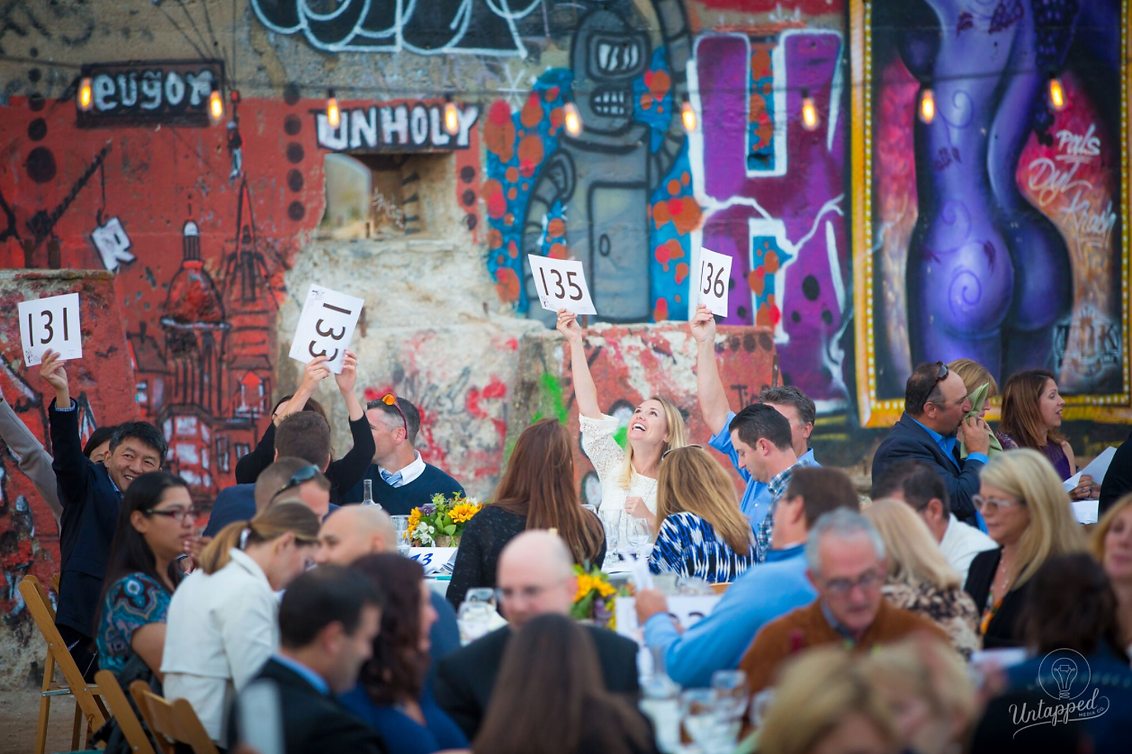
696, 248, 733, 317
528, 254, 596, 315
288, 284, 364, 374
19, 293, 82, 367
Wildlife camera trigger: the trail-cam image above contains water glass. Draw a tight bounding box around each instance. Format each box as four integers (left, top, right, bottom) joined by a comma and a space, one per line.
603, 513, 623, 565
681, 689, 741, 754
626, 517, 651, 559
465, 587, 497, 608
711, 669, 748, 720
457, 599, 494, 645
390, 515, 411, 556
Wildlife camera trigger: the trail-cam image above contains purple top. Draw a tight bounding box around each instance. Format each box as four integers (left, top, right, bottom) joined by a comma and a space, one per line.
997, 433, 1073, 481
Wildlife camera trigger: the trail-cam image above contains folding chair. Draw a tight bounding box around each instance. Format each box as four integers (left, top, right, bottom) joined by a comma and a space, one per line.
50, 573, 60, 593
130, 682, 219, 754
93, 670, 156, 754
17, 575, 107, 754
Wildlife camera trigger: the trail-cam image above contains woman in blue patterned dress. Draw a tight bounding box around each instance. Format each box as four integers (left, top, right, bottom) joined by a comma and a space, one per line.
648, 446, 756, 583
95, 471, 195, 678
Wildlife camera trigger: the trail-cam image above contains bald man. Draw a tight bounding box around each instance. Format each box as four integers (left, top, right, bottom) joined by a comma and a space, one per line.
314, 505, 460, 667
433, 531, 640, 739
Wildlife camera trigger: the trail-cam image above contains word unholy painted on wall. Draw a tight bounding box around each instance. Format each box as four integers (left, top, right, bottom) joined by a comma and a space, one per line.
315, 102, 480, 151
77, 60, 225, 127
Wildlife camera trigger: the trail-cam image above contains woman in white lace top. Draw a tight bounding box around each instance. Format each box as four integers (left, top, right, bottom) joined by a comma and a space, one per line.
556, 310, 688, 544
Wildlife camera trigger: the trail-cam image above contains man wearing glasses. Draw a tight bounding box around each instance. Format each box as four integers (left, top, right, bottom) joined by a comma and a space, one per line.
871, 361, 991, 528
345, 394, 465, 515
739, 509, 947, 696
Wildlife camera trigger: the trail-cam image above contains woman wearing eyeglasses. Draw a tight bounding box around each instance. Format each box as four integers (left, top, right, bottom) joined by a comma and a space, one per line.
341, 554, 467, 754
649, 446, 756, 584
963, 450, 1085, 648
94, 471, 194, 680
161, 502, 321, 745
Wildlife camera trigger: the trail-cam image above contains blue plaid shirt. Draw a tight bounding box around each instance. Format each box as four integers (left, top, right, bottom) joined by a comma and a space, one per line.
755, 457, 817, 563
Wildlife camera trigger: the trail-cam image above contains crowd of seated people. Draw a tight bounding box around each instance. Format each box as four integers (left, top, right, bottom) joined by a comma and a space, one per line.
8, 320, 1132, 754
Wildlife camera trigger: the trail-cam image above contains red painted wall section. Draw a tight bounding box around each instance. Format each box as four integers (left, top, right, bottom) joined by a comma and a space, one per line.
0, 270, 137, 620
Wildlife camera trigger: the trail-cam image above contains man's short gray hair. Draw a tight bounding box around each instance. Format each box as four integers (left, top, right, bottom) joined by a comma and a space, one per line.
804, 508, 886, 572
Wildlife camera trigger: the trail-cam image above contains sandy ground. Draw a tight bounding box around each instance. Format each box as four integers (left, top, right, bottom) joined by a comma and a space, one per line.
0, 688, 91, 754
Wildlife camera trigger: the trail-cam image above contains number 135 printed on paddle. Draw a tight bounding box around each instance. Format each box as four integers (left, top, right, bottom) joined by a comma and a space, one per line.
696, 248, 733, 317
19, 293, 82, 367
288, 284, 364, 374
528, 254, 596, 315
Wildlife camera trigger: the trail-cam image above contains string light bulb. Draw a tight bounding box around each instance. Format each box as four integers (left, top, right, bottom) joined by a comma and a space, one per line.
1048, 75, 1066, 111
443, 96, 460, 136
208, 82, 224, 125
800, 89, 818, 131
681, 98, 697, 132
77, 76, 93, 112
918, 87, 935, 124
327, 88, 340, 128
564, 101, 583, 137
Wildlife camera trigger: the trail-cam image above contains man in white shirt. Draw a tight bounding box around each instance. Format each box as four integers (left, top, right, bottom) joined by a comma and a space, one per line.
872, 458, 996, 584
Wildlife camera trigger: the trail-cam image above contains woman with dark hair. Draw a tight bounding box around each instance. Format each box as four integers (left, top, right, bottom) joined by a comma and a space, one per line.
446, 419, 605, 607
94, 471, 193, 677
1005, 553, 1132, 750
474, 613, 656, 754
233, 352, 376, 505
340, 554, 466, 754
997, 370, 1091, 498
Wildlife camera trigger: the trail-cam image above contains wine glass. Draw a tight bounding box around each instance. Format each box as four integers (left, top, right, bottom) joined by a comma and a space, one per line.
457, 589, 497, 645
711, 669, 748, 721
390, 515, 411, 557
465, 587, 496, 609
626, 518, 651, 559
602, 512, 623, 565
680, 689, 739, 754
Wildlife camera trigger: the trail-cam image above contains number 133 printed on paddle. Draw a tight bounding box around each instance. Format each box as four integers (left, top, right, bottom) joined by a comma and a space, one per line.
288, 284, 364, 374
19, 293, 82, 367
528, 255, 597, 315
696, 248, 733, 317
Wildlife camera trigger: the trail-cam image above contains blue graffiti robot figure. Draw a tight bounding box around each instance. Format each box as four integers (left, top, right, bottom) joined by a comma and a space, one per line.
522, 0, 691, 323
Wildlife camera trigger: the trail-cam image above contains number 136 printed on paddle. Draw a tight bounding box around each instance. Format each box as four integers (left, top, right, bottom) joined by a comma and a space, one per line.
19, 293, 82, 367
696, 248, 733, 317
528, 255, 597, 315
288, 284, 364, 374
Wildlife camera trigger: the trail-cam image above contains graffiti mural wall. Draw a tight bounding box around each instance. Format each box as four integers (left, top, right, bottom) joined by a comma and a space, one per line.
853, 0, 1130, 425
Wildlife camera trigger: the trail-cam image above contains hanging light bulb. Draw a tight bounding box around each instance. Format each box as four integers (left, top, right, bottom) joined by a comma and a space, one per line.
443, 96, 460, 136
209, 82, 224, 125
327, 88, 340, 128
564, 101, 583, 137
918, 87, 935, 124
77, 76, 93, 112
681, 98, 697, 132
1048, 75, 1066, 111
800, 88, 818, 132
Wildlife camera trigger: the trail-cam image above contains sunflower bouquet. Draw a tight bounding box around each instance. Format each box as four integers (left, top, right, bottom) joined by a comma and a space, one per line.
408, 493, 483, 547
570, 564, 622, 630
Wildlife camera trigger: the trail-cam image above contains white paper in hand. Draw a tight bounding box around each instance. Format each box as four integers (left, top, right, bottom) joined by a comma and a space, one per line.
18, 293, 82, 367
1063, 446, 1118, 492
528, 254, 597, 315
695, 247, 733, 317
288, 284, 364, 374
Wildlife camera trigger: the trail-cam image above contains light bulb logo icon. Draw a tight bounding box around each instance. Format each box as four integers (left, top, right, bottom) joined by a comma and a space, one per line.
1037, 648, 1091, 702
1051, 658, 1078, 699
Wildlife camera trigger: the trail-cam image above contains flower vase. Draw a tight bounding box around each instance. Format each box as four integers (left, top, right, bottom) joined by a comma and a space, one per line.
434, 535, 453, 548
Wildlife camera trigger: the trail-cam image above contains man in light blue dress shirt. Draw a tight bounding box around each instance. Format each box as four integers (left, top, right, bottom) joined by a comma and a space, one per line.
691, 306, 820, 526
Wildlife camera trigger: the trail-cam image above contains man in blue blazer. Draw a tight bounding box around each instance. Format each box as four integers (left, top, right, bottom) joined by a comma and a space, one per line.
40, 350, 168, 678
871, 361, 991, 528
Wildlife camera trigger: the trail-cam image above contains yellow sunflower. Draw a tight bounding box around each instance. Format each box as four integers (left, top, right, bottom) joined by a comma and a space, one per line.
449, 502, 481, 524
408, 507, 422, 531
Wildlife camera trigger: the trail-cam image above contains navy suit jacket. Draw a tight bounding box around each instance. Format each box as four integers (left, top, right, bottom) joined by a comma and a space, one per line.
50, 400, 122, 637
871, 413, 983, 527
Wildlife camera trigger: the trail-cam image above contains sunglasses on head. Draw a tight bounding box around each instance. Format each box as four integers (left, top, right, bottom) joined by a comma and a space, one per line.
381, 392, 408, 435
934, 361, 949, 384
662, 444, 703, 460
275, 465, 320, 499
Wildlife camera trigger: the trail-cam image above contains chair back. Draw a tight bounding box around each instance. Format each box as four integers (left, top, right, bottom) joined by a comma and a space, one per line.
93, 670, 156, 754
130, 681, 219, 754
18, 575, 106, 730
